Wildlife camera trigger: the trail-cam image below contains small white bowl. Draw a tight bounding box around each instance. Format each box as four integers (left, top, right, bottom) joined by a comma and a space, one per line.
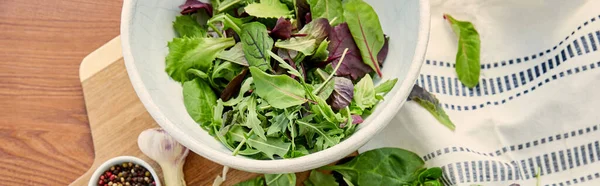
88, 156, 161, 186
121, 0, 430, 173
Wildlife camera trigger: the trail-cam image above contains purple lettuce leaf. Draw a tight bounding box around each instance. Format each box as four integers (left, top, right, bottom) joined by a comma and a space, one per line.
299, 18, 331, 44
270, 17, 293, 40
327, 23, 372, 81
351, 115, 363, 124
378, 35, 389, 66
295, 0, 311, 29
328, 77, 354, 110
221, 68, 248, 101
179, 0, 213, 15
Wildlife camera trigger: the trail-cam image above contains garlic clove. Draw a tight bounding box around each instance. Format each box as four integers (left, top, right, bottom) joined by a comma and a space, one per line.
138, 128, 189, 186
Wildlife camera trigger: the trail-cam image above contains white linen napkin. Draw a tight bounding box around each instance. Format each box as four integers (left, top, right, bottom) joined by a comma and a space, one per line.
360, 1, 600, 185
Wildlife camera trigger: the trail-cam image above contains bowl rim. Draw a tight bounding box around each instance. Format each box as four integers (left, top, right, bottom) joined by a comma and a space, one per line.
88, 156, 161, 186
120, 0, 430, 173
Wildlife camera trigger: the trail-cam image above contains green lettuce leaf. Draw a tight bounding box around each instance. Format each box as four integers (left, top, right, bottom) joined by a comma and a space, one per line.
245, 0, 293, 18
173, 14, 207, 38
166, 37, 235, 82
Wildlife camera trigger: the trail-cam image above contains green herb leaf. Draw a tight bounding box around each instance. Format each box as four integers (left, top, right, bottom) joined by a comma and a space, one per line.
183, 79, 218, 125
444, 14, 481, 88
409, 85, 455, 131
374, 78, 398, 95
245, 0, 293, 18
217, 43, 249, 66
307, 0, 344, 26
241, 22, 274, 71
244, 96, 267, 140
297, 120, 341, 151
311, 40, 330, 62
173, 14, 207, 38
315, 80, 335, 100
343, 0, 385, 77
234, 176, 265, 186
304, 170, 339, 186
208, 13, 246, 34
268, 50, 303, 78
267, 113, 289, 136
249, 67, 307, 109
275, 38, 317, 55
229, 125, 291, 159
166, 37, 235, 82
265, 173, 296, 186
353, 74, 378, 110
323, 147, 425, 185
223, 77, 253, 106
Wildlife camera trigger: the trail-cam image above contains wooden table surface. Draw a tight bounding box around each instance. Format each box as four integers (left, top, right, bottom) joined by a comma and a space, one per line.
0, 0, 123, 185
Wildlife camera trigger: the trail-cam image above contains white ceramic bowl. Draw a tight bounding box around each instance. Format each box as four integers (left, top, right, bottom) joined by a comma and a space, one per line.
121, 0, 430, 173
88, 156, 161, 186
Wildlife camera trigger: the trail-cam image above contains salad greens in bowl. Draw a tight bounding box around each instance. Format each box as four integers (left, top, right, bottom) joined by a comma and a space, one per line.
121, 0, 430, 173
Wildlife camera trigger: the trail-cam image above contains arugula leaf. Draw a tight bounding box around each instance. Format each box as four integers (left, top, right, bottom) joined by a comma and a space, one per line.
409, 85, 456, 131
343, 0, 385, 77
444, 14, 481, 88
183, 79, 217, 126
323, 147, 425, 185
266, 113, 289, 136
173, 15, 207, 38
179, 0, 214, 15
311, 40, 329, 62
244, 96, 267, 140
275, 38, 317, 55
208, 13, 246, 34
353, 74, 378, 110
250, 67, 307, 109
297, 120, 341, 151
329, 77, 353, 110
270, 17, 293, 40
327, 23, 371, 80
241, 22, 274, 71
166, 37, 235, 82
374, 78, 397, 95
217, 42, 249, 66
265, 173, 296, 186
234, 176, 265, 186
245, 0, 293, 19
304, 170, 339, 186
229, 125, 291, 159
315, 80, 335, 100
307, 0, 344, 26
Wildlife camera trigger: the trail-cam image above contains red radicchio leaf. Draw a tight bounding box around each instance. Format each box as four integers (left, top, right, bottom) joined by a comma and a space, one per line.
179, 0, 213, 16
327, 23, 373, 80
351, 115, 363, 124
378, 35, 390, 66
328, 77, 354, 110
220, 68, 248, 101
270, 17, 292, 40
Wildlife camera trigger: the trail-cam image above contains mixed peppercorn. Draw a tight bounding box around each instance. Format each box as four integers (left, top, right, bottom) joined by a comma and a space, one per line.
97, 162, 156, 186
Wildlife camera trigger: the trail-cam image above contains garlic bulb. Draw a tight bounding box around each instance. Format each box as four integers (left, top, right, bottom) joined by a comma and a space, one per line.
138, 128, 189, 186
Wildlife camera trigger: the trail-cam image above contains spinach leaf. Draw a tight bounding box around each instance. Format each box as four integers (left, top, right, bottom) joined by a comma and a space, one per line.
234, 176, 265, 186
241, 22, 274, 71
245, 0, 293, 19
217, 42, 249, 66
444, 14, 481, 88
329, 77, 353, 110
270, 17, 293, 40
166, 37, 235, 82
304, 170, 339, 186
208, 13, 246, 34
409, 85, 455, 131
249, 67, 307, 109
311, 40, 330, 62
418, 167, 443, 184
374, 78, 398, 95
307, 0, 344, 26
173, 14, 207, 38
343, 0, 385, 77
275, 38, 317, 55
265, 173, 296, 186
353, 74, 378, 110
323, 147, 425, 185
244, 96, 267, 140
183, 79, 217, 126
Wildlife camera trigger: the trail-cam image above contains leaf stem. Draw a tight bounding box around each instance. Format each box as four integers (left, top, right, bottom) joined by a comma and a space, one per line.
231, 133, 248, 156
314, 48, 348, 93
209, 23, 225, 38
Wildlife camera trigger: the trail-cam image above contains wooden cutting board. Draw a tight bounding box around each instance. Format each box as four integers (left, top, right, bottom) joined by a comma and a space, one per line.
71, 36, 267, 186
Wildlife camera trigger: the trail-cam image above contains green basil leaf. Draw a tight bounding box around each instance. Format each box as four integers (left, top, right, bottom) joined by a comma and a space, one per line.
241, 22, 274, 71
183, 79, 218, 125
234, 176, 265, 186
343, 0, 385, 77
444, 14, 481, 88
323, 148, 425, 185
374, 78, 398, 95
409, 85, 455, 131
265, 173, 296, 186
353, 74, 378, 110
166, 37, 235, 82
249, 67, 307, 109
217, 43, 249, 66
304, 170, 339, 186
275, 38, 317, 55
173, 14, 207, 38
245, 0, 293, 18
311, 40, 330, 62
307, 0, 344, 26
208, 13, 246, 34
244, 96, 267, 140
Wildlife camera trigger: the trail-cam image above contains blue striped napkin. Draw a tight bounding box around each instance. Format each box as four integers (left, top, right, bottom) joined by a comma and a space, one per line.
360, 1, 600, 185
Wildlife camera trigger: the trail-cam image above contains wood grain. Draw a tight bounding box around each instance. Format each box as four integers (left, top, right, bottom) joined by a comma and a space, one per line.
0, 0, 123, 185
